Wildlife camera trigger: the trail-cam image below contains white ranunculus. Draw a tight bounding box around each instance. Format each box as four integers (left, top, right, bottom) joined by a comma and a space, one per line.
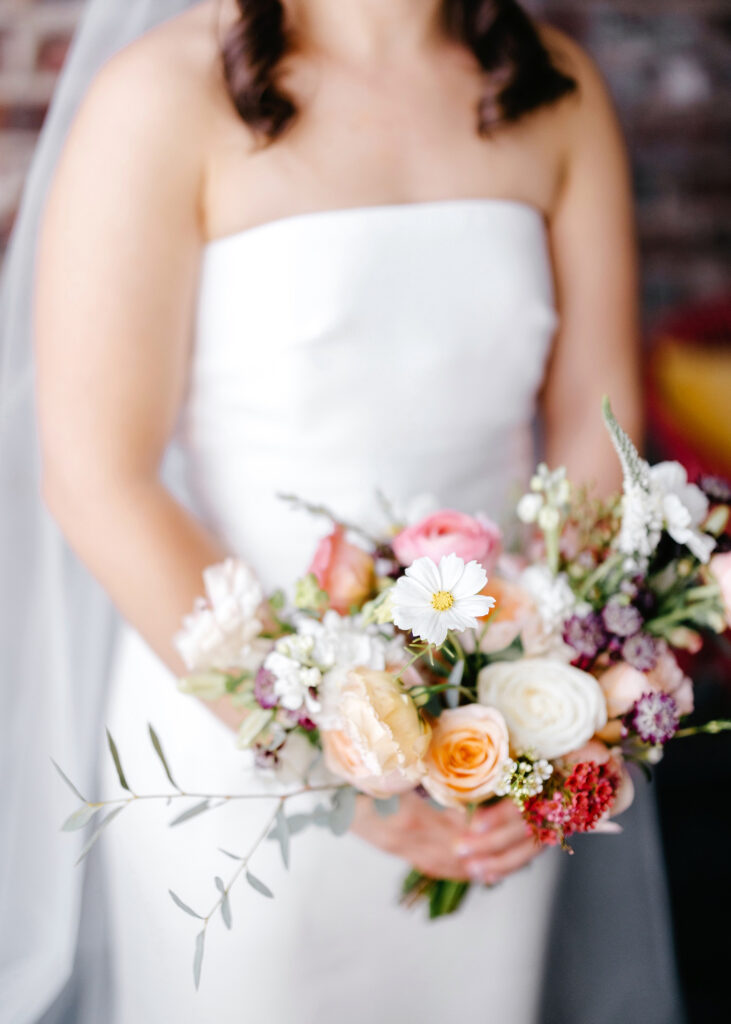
477, 658, 607, 760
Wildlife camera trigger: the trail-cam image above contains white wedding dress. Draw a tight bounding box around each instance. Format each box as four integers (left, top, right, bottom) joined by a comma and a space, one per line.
100, 197, 563, 1024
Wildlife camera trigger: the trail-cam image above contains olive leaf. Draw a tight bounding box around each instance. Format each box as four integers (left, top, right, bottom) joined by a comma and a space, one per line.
193, 930, 206, 990
62, 803, 101, 832
51, 759, 87, 803
169, 799, 210, 827
328, 787, 357, 836
214, 876, 232, 929
106, 729, 131, 792
269, 804, 290, 869
169, 889, 203, 919
246, 871, 274, 899
148, 724, 180, 790
75, 806, 125, 865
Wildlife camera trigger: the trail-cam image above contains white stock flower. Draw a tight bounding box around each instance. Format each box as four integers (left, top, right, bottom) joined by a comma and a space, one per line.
477, 658, 607, 760
391, 554, 495, 647
263, 610, 390, 717
519, 565, 577, 635
173, 559, 263, 671
649, 462, 714, 562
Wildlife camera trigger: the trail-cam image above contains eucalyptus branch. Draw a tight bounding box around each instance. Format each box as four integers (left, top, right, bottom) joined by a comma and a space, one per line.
277, 493, 381, 547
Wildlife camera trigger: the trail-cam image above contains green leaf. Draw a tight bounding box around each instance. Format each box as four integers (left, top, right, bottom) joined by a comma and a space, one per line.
106, 729, 131, 792
51, 759, 87, 803
246, 871, 274, 899
193, 930, 205, 990
74, 806, 125, 865
169, 889, 203, 919
328, 787, 357, 836
148, 724, 180, 790
169, 799, 211, 827
269, 804, 290, 869
374, 795, 400, 818
428, 880, 470, 919
214, 876, 232, 929
218, 847, 243, 861
62, 803, 101, 832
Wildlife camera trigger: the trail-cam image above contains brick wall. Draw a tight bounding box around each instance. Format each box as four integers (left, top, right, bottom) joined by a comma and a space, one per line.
1, 0, 729, 323
0, 0, 82, 252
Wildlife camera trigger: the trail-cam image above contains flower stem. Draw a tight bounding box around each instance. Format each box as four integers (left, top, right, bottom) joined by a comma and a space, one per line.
675, 720, 731, 740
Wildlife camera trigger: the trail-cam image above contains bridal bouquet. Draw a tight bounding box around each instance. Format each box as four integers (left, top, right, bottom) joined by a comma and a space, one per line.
58, 399, 731, 982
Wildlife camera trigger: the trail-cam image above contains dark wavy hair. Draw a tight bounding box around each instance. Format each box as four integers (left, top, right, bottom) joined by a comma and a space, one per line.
222, 0, 577, 143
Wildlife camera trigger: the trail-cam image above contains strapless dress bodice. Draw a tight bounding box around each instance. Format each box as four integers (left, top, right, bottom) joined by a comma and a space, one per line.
172, 198, 558, 587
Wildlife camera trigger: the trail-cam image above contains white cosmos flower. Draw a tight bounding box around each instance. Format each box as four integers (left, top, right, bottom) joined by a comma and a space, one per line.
391, 554, 495, 647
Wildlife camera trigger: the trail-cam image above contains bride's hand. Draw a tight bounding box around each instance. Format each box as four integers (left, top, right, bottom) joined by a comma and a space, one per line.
451, 799, 544, 885
350, 791, 480, 882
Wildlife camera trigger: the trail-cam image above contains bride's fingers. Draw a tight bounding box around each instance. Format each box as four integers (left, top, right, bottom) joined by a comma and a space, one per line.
464, 836, 542, 885
452, 818, 530, 860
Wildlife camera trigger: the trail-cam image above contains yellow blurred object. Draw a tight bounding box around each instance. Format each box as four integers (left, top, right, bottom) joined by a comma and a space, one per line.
653, 337, 731, 469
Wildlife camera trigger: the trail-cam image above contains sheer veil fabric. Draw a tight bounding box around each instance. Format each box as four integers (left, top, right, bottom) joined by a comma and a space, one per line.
0, 3, 684, 1022
0, 4, 200, 1021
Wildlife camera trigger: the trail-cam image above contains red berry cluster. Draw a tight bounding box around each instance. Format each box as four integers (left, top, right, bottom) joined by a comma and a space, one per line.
523, 761, 619, 849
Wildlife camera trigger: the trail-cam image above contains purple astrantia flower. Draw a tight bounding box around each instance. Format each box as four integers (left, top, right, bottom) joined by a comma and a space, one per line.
563, 612, 608, 660
254, 666, 278, 709
602, 600, 644, 637
622, 632, 661, 672
624, 692, 680, 745
698, 475, 731, 505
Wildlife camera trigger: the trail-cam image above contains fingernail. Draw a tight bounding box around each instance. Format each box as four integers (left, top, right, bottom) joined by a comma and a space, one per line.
454, 840, 473, 856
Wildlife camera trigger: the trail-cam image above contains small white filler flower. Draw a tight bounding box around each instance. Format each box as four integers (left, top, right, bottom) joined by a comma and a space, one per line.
391, 553, 495, 646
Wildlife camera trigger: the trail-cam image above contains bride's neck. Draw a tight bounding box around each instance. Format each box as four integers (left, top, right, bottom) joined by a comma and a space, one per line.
284, 0, 446, 62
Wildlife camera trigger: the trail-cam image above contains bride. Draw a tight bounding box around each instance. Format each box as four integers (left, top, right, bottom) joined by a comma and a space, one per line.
2, 0, 682, 1021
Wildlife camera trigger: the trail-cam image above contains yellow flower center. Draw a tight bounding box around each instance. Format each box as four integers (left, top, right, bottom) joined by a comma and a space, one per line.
431, 590, 454, 612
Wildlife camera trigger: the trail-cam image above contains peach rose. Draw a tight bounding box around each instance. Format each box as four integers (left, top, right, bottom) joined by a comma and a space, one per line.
600, 651, 694, 720
710, 551, 731, 628
319, 667, 431, 798
423, 705, 509, 808
392, 509, 501, 571
478, 576, 537, 653
309, 526, 375, 615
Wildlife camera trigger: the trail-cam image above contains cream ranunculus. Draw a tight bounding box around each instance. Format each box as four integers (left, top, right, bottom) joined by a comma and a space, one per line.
477, 658, 607, 760
318, 667, 431, 798
423, 705, 510, 808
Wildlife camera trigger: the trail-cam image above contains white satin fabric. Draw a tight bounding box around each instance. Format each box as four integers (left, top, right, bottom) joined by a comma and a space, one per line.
101, 198, 563, 1023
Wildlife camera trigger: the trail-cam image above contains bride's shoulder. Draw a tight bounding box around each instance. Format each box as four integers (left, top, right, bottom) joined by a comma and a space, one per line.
536, 23, 620, 122
65, 3, 241, 169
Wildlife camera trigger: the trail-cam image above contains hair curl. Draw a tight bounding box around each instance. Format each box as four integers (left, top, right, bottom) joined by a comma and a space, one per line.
222, 0, 576, 143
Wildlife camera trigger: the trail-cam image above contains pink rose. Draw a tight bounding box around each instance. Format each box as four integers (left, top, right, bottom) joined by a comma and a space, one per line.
710, 551, 731, 628
392, 509, 501, 571
600, 651, 694, 720
308, 526, 375, 615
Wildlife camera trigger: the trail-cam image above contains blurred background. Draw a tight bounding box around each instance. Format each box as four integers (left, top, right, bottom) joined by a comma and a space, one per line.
1, 1, 729, 1020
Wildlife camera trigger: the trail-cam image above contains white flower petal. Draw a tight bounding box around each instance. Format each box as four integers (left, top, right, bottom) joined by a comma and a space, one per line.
438, 553, 467, 592
451, 560, 488, 600
407, 556, 443, 594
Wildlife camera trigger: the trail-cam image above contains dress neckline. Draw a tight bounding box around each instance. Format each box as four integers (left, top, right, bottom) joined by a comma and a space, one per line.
202, 196, 546, 252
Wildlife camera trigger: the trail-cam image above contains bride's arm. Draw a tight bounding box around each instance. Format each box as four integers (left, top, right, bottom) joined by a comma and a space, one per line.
34, 34, 242, 726
540, 27, 643, 493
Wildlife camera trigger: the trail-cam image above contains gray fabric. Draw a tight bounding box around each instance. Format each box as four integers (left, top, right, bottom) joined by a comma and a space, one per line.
539, 773, 686, 1023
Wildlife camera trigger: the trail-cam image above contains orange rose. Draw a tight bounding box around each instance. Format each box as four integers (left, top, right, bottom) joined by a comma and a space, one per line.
309, 526, 375, 614
423, 705, 509, 808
